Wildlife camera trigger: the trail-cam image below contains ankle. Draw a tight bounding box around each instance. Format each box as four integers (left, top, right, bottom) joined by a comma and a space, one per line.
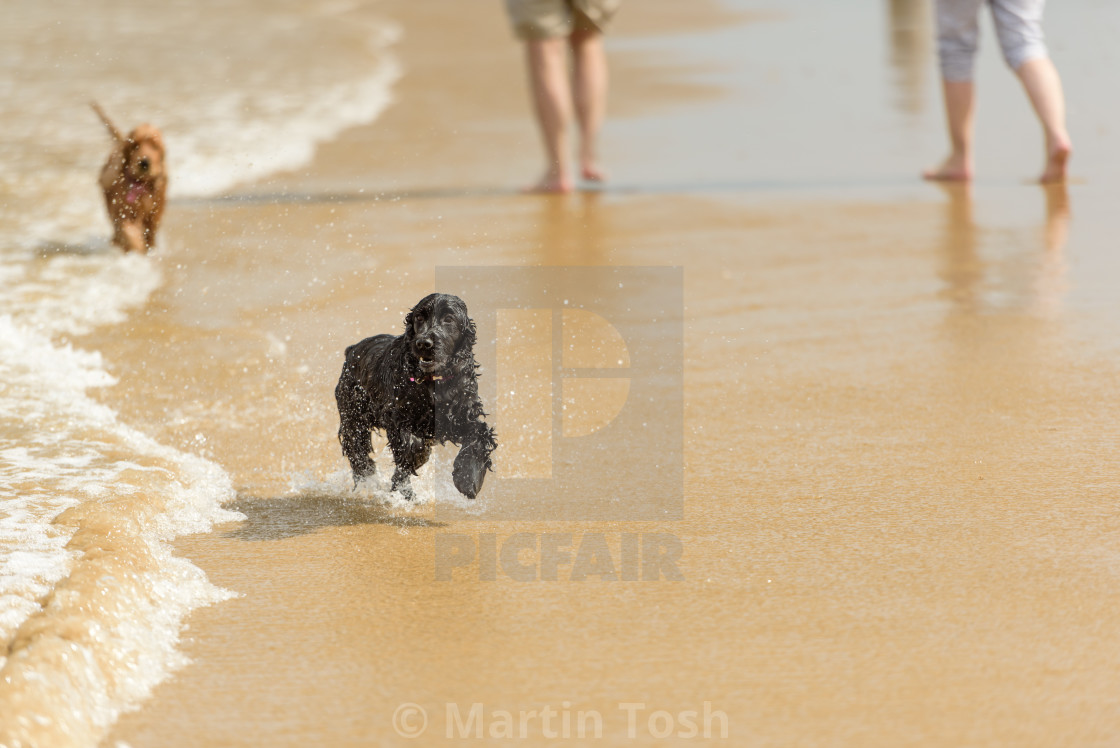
546, 161, 570, 179
1049, 136, 1072, 155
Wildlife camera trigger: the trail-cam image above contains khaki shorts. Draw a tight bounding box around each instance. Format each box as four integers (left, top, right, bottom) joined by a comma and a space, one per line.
505, 0, 621, 39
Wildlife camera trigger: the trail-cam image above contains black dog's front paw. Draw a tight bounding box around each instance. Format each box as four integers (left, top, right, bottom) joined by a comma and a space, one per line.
390, 470, 416, 501
351, 462, 377, 488
453, 442, 490, 499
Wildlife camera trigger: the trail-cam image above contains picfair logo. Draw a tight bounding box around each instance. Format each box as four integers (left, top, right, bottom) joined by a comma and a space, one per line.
437, 266, 683, 520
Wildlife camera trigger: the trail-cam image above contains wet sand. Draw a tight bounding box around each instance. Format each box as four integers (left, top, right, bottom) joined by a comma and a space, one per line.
87, 1, 1120, 746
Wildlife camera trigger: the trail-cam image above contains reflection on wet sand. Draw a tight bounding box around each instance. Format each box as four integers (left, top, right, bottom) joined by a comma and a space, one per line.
935, 182, 982, 312
530, 191, 611, 265
936, 181, 1071, 317
1036, 184, 1071, 317
886, 0, 931, 116
933, 183, 1075, 502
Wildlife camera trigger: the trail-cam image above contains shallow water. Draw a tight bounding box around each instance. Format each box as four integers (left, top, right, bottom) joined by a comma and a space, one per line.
3, 0, 1120, 746
0, 1, 398, 745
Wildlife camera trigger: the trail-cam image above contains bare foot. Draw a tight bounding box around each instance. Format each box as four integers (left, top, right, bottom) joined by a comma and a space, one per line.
1040, 139, 1071, 184
521, 171, 573, 194
580, 163, 607, 183
923, 153, 972, 181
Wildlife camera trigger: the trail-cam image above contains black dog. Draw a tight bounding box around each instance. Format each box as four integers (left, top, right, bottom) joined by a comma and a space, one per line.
335, 293, 497, 500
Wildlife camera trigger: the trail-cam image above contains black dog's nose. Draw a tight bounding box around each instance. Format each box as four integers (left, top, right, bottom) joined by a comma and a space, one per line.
415, 338, 433, 353
138, 158, 150, 172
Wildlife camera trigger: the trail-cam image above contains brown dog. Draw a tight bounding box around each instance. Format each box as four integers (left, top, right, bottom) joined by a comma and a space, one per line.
92, 102, 167, 253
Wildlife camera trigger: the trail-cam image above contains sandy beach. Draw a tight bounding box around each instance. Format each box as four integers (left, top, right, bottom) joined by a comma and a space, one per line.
2, 0, 1120, 746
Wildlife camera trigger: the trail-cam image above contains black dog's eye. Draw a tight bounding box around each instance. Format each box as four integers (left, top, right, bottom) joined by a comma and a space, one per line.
442, 314, 456, 325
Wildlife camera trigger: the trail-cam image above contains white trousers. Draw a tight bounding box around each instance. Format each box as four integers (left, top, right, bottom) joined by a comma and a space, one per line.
936, 0, 1049, 81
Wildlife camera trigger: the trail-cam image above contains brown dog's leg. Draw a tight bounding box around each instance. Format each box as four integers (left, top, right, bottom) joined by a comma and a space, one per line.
142, 221, 156, 252
146, 181, 166, 251
119, 223, 146, 254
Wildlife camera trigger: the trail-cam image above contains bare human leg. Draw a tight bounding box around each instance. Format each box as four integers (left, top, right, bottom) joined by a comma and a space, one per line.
1015, 56, 1072, 183
570, 27, 608, 183
523, 36, 574, 194
924, 79, 975, 181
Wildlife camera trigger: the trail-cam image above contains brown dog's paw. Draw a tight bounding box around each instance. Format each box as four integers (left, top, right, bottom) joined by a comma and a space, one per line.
119, 223, 146, 254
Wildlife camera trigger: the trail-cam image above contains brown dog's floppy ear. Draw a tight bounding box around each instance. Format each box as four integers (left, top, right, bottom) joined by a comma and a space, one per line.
130, 124, 165, 153
120, 136, 138, 164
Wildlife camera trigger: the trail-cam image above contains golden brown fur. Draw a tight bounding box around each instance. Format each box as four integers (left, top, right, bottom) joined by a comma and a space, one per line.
92, 102, 167, 254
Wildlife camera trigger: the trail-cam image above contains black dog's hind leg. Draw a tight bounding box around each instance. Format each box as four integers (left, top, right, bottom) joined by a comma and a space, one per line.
388, 430, 432, 501
452, 422, 497, 499
336, 370, 377, 485
340, 418, 376, 485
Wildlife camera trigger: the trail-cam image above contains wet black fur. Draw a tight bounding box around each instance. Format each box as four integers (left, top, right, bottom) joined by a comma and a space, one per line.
335, 293, 497, 500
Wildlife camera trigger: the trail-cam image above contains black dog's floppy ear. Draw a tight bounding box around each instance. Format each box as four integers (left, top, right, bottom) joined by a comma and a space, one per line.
449, 300, 479, 375
403, 293, 441, 338
462, 316, 477, 355
402, 307, 417, 339
457, 301, 477, 353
